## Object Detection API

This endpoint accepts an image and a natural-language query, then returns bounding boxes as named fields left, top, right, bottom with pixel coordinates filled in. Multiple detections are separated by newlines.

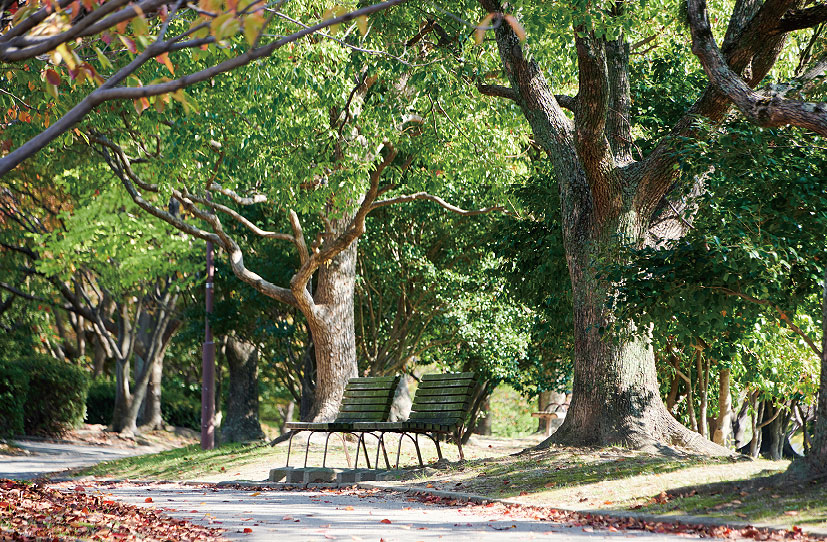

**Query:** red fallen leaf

left=380, top=519, right=392, bottom=524
left=145, top=497, right=153, bottom=503
left=243, top=527, right=253, bottom=533
left=0, top=501, right=9, bottom=508
left=102, top=500, right=116, bottom=505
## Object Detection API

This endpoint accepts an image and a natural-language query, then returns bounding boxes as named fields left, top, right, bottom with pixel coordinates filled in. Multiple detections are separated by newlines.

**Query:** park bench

left=353, top=372, right=480, bottom=468
left=283, top=375, right=400, bottom=469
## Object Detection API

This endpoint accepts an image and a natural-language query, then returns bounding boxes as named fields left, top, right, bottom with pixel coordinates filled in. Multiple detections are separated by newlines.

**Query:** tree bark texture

left=807, top=267, right=827, bottom=474
left=303, top=212, right=359, bottom=422
left=220, top=335, right=266, bottom=443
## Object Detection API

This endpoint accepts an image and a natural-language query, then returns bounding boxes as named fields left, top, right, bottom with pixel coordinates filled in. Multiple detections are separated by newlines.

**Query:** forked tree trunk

left=220, top=336, right=265, bottom=443
left=304, top=213, right=359, bottom=422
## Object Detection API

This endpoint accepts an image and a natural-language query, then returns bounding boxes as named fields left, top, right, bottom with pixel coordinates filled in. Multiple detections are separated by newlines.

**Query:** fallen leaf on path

left=380, top=518, right=392, bottom=524
left=144, top=497, right=153, bottom=503
left=243, top=527, right=253, bottom=533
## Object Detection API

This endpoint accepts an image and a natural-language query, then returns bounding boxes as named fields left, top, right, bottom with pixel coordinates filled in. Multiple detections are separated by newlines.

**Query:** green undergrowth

left=73, top=442, right=275, bottom=480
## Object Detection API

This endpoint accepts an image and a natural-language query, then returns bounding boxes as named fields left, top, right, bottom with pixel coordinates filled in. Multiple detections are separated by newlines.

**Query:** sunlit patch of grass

left=73, top=442, right=274, bottom=479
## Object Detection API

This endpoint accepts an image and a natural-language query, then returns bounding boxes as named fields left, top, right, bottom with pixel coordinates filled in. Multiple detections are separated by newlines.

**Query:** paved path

left=0, top=440, right=156, bottom=480
left=104, top=483, right=710, bottom=542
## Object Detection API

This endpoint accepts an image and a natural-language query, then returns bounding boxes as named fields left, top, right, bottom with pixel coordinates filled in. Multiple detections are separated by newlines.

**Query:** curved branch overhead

left=687, top=0, right=827, bottom=136
left=0, top=0, right=409, bottom=177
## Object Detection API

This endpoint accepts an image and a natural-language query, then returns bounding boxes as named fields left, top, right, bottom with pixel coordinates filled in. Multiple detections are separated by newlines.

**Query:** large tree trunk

left=541, top=210, right=722, bottom=453
left=220, top=335, right=266, bottom=443
left=304, top=213, right=359, bottom=422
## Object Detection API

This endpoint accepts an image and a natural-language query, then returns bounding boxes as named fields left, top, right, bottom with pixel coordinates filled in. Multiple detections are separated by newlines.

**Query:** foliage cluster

left=0, top=356, right=88, bottom=436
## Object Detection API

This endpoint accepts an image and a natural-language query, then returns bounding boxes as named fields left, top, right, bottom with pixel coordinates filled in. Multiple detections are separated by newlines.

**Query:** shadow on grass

left=424, top=449, right=728, bottom=500
left=630, top=465, right=827, bottom=527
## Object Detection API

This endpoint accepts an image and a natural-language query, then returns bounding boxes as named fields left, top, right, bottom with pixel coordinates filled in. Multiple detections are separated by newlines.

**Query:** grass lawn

left=69, top=433, right=826, bottom=532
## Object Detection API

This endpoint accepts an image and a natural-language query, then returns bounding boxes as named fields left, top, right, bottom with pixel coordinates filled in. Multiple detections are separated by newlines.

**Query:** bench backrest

left=334, top=375, right=401, bottom=423
left=409, top=372, right=479, bottom=427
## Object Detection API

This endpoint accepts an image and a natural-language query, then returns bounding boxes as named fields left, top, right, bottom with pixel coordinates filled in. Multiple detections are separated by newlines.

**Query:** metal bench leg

left=340, top=432, right=353, bottom=468
left=304, top=431, right=316, bottom=468
left=455, top=432, right=464, bottom=461
left=414, top=433, right=424, bottom=467
left=286, top=431, right=296, bottom=467
left=322, top=432, right=334, bottom=467
left=354, top=433, right=363, bottom=469
left=361, top=433, right=372, bottom=469
left=395, top=433, right=404, bottom=469
left=379, top=433, right=391, bottom=469
left=433, top=434, right=443, bottom=460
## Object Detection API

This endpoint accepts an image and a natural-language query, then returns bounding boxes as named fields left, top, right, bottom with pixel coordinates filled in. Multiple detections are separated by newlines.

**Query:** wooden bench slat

left=421, top=372, right=475, bottom=381
left=346, top=381, right=400, bottom=391
left=335, top=411, right=388, bottom=421
left=417, top=379, right=475, bottom=389
left=408, top=393, right=470, bottom=402
left=339, top=403, right=391, bottom=413
left=345, top=389, right=394, bottom=398
left=411, top=402, right=469, bottom=413
left=348, top=376, right=397, bottom=383
left=341, top=396, right=393, bottom=406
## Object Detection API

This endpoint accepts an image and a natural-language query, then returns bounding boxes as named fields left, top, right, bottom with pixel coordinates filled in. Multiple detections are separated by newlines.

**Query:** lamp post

left=201, top=194, right=216, bottom=450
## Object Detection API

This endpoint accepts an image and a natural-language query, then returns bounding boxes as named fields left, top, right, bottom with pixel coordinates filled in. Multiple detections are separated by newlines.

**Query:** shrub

left=22, top=356, right=89, bottom=436
left=0, top=360, right=29, bottom=438
left=162, top=382, right=201, bottom=431
left=85, top=378, right=116, bottom=426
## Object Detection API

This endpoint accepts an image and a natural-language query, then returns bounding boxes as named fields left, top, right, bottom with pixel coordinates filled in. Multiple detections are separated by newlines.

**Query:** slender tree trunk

left=697, top=352, right=709, bottom=439
left=280, top=401, right=295, bottom=434
left=474, top=396, right=493, bottom=436
left=304, top=213, right=359, bottom=422
left=111, top=359, right=132, bottom=432
left=806, top=266, right=827, bottom=473
left=220, top=335, right=266, bottom=443
left=713, top=368, right=732, bottom=445
left=138, top=354, right=164, bottom=431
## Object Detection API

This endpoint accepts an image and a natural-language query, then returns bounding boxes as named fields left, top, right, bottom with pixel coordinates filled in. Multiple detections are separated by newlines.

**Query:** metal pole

left=201, top=195, right=216, bottom=450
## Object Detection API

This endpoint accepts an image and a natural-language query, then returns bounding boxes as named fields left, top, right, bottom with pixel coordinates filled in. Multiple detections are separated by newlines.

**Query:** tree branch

left=371, top=192, right=506, bottom=215
left=772, top=4, right=827, bottom=34
left=688, top=0, right=827, bottom=136
left=0, top=0, right=409, bottom=177
left=477, top=83, right=519, bottom=102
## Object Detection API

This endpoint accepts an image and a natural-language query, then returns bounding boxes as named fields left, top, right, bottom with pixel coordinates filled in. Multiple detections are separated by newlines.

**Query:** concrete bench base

left=269, top=467, right=402, bottom=484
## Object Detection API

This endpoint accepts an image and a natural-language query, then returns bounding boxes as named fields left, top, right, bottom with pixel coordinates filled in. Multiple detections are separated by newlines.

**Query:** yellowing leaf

left=133, top=96, right=150, bottom=114
left=243, top=13, right=265, bottom=46
left=56, top=43, right=77, bottom=69
left=45, top=82, right=59, bottom=99
left=155, top=52, right=174, bottom=75
left=356, top=15, right=367, bottom=36
left=119, top=35, right=137, bottom=54
left=474, top=13, right=496, bottom=45
left=95, top=47, right=113, bottom=70
left=503, top=15, right=526, bottom=41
